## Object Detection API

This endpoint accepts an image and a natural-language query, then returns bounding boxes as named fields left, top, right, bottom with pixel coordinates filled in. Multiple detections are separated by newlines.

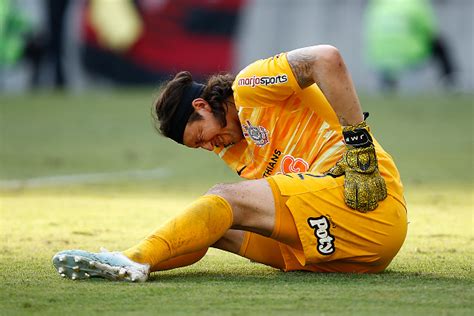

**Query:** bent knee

left=205, top=180, right=275, bottom=234
left=206, top=183, right=244, bottom=224
left=206, top=182, right=256, bottom=209
left=206, top=183, right=235, bottom=201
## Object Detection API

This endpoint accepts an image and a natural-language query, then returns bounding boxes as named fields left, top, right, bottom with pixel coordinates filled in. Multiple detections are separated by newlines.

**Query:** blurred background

left=1, top=3, right=472, bottom=313
left=1, top=0, right=473, bottom=93
left=0, top=0, right=472, bottom=192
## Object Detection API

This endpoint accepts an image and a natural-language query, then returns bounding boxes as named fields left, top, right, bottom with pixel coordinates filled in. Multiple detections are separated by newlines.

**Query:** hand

left=325, top=120, right=387, bottom=212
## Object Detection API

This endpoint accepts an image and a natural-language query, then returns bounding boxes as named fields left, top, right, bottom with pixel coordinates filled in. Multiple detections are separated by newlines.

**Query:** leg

left=47, top=0, right=70, bottom=88
left=53, top=179, right=284, bottom=281
left=152, top=179, right=305, bottom=272
left=207, top=179, right=276, bottom=236
left=380, top=71, right=398, bottom=92
left=431, top=36, right=456, bottom=86
left=123, top=179, right=278, bottom=265
left=150, top=229, right=244, bottom=272
left=212, top=229, right=245, bottom=254
left=153, top=228, right=290, bottom=273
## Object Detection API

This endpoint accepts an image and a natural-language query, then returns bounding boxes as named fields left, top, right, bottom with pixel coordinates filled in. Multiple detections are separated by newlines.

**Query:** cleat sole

left=52, top=253, right=102, bottom=281
left=52, top=250, right=149, bottom=282
left=118, top=268, right=126, bottom=277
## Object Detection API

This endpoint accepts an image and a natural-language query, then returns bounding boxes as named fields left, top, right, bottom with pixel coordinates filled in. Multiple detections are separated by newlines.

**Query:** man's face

left=182, top=99, right=244, bottom=151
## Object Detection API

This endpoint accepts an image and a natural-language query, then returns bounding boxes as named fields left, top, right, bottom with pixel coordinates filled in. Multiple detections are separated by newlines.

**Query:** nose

left=201, top=142, right=214, bottom=151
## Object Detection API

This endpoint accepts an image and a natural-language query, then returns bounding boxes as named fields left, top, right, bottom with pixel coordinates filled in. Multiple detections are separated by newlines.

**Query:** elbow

left=314, top=45, right=344, bottom=68
left=309, top=45, right=347, bottom=83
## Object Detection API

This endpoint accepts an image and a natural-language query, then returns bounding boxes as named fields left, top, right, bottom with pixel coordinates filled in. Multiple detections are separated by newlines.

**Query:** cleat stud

left=74, top=256, right=81, bottom=263
left=58, top=255, right=66, bottom=262
left=71, top=273, right=77, bottom=280
left=60, top=273, right=66, bottom=278
left=89, top=261, right=95, bottom=267
left=131, top=276, right=137, bottom=282
left=118, top=268, right=126, bottom=277
left=73, top=266, right=80, bottom=272
left=58, top=267, right=65, bottom=274
left=84, top=273, right=90, bottom=278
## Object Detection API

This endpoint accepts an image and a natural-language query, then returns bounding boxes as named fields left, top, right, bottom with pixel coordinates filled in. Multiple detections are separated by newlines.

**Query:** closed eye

left=195, top=131, right=204, bottom=147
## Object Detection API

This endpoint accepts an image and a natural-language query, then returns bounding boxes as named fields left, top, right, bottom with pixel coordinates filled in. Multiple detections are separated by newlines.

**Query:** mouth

left=215, top=142, right=234, bottom=148
left=214, top=136, right=235, bottom=148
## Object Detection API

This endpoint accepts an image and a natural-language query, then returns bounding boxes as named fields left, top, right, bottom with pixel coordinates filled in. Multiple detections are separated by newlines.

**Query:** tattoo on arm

left=287, top=49, right=315, bottom=89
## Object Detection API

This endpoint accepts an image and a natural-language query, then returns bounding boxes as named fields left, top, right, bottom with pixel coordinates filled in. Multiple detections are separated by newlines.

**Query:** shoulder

left=232, top=53, right=297, bottom=93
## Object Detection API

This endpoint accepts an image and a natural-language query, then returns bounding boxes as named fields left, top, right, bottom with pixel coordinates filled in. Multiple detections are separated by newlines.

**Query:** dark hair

left=152, top=71, right=235, bottom=138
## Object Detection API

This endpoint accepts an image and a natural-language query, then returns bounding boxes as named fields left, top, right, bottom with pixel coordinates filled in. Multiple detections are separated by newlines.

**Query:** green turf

left=0, top=90, right=473, bottom=315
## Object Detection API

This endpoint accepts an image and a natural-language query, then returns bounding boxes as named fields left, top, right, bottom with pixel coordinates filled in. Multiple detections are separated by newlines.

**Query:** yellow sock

left=152, top=248, right=208, bottom=272
left=123, top=194, right=233, bottom=267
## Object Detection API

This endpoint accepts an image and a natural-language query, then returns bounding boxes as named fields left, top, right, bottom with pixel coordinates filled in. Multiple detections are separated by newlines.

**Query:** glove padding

left=325, top=120, right=387, bottom=212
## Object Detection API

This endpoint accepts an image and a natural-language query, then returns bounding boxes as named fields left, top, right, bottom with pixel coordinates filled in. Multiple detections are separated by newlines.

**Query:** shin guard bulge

left=123, top=194, right=233, bottom=267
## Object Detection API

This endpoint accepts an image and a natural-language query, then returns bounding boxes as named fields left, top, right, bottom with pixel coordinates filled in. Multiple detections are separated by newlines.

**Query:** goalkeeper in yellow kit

left=53, top=45, right=407, bottom=281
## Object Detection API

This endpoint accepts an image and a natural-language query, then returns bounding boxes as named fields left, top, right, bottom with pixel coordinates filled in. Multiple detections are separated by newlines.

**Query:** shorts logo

left=307, top=216, right=335, bottom=255
left=242, top=120, right=269, bottom=147
left=237, top=74, right=288, bottom=87
left=280, top=155, right=309, bottom=174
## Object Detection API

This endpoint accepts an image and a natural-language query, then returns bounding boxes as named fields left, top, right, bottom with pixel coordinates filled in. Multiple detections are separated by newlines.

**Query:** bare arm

left=287, top=45, right=363, bottom=126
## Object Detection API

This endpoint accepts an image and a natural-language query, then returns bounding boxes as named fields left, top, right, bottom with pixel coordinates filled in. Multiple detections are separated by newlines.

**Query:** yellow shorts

left=241, top=173, right=407, bottom=273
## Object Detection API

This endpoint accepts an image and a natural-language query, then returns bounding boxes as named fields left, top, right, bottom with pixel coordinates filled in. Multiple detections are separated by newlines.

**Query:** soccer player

left=53, top=45, right=407, bottom=281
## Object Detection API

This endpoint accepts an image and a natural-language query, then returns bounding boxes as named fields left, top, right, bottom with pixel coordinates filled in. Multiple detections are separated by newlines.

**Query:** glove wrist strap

left=342, top=113, right=373, bottom=148
left=343, top=127, right=373, bottom=148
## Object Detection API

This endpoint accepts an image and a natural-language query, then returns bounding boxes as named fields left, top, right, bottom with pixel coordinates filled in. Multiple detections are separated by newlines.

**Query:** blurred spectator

left=0, top=0, right=72, bottom=90
left=0, top=0, right=46, bottom=88
left=81, top=0, right=246, bottom=85
left=0, top=0, right=30, bottom=66
left=364, top=0, right=456, bottom=92
left=46, top=0, right=70, bottom=89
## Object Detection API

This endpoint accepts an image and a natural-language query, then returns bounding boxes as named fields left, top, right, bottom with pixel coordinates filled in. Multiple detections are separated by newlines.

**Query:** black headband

left=168, top=81, right=205, bottom=144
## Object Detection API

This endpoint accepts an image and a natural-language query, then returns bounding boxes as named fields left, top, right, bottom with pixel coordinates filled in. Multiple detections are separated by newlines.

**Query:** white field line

left=0, top=168, right=170, bottom=189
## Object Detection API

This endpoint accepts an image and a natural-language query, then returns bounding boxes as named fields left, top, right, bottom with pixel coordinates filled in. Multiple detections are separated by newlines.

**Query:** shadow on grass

left=145, top=267, right=470, bottom=285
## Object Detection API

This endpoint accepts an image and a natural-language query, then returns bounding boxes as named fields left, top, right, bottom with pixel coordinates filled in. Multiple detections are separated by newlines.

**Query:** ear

left=191, top=98, right=211, bottom=112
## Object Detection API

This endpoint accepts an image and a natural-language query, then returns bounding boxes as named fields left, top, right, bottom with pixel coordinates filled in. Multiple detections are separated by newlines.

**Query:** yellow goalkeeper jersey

left=213, top=53, right=405, bottom=202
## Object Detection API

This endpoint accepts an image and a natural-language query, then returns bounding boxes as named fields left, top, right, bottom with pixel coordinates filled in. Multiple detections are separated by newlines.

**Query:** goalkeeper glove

left=325, top=114, right=387, bottom=212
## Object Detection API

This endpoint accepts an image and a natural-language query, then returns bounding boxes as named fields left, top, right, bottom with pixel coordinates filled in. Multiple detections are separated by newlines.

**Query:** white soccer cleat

left=118, top=268, right=127, bottom=278
left=52, top=249, right=150, bottom=282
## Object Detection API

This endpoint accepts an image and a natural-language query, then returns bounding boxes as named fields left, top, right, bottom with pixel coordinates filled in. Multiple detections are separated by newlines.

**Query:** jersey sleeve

left=232, top=53, right=302, bottom=108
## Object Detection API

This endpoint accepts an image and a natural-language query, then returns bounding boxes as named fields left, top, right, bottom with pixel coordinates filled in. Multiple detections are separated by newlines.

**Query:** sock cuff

left=202, top=194, right=234, bottom=227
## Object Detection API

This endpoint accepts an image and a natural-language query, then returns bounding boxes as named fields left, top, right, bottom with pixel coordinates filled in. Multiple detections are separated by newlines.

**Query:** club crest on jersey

left=242, top=120, right=269, bottom=147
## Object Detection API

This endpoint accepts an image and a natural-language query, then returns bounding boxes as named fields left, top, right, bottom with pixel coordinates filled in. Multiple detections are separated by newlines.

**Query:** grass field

left=0, top=90, right=473, bottom=315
